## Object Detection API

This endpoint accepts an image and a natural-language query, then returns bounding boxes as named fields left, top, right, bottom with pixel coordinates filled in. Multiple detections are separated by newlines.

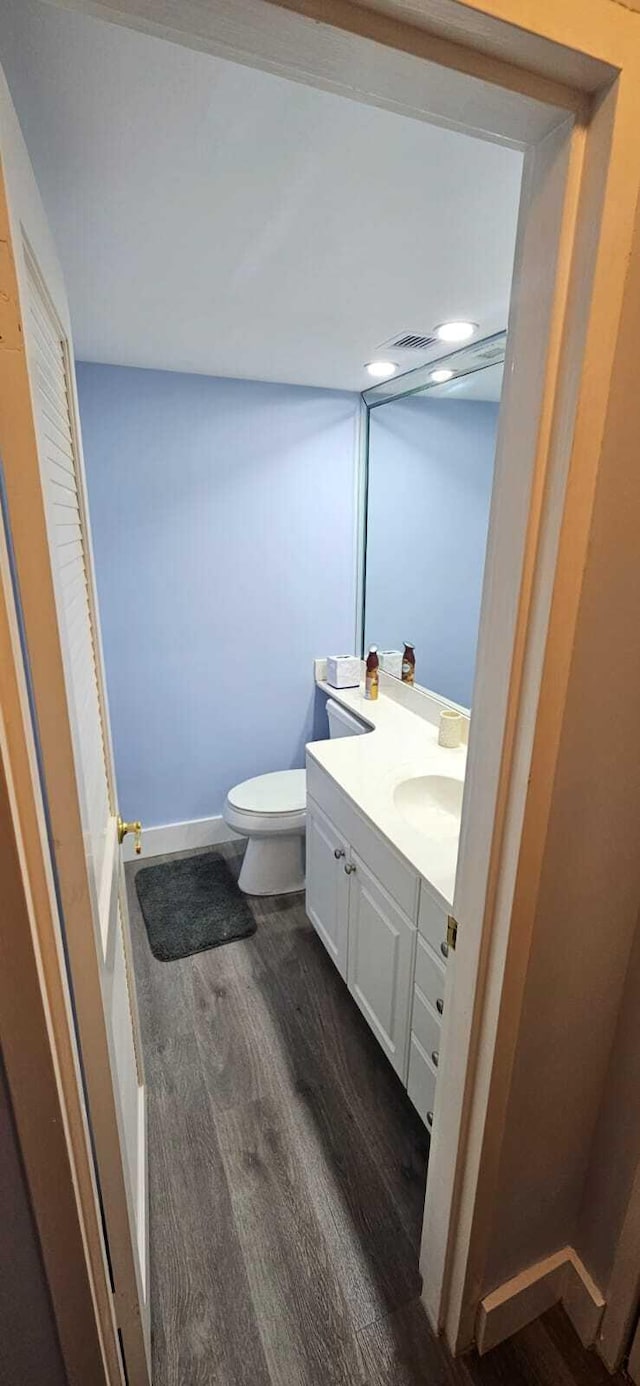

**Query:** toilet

left=223, top=768, right=307, bottom=896
left=223, top=698, right=368, bottom=896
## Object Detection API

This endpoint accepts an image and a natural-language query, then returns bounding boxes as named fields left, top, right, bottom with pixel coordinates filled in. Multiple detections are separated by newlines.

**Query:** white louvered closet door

left=25, top=252, right=149, bottom=1351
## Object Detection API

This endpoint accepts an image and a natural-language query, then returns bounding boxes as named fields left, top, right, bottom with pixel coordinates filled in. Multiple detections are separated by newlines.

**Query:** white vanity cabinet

left=407, top=932, right=447, bottom=1132
left=305, top=756, right=451, bottom=1125
left=305, top=798, right=350, bottom=979
left=347, top=854, right=415, bottom=1078
left=306, top=761, right=419, bottom=1085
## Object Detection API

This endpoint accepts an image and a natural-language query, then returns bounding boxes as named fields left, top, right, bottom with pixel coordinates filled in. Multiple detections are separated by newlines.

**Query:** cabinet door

left=305, top=797, right=350, bottom=979
left=347, top=854, right=416, bottom=1080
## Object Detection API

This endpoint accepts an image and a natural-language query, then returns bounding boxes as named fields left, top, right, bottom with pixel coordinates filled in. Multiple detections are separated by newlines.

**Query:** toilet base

left=237, top=831, right=305, bottom=896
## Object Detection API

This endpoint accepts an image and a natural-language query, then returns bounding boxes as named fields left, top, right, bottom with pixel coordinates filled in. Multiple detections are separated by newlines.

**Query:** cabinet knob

left=334, top=847, right=345, bottom=859
left=440, top=941, right=449, bottom=960
left=436, top=998, right=444, bottom=1016
left=344, top=862, right=356, bottom=875
left=426, top=1111, right=434, bottom=1130
left=431, top=1050, right=439, bottom=1068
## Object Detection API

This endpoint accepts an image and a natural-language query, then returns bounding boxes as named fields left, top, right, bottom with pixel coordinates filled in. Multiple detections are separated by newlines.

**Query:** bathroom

left=0, top=1, right=544, bottom=1381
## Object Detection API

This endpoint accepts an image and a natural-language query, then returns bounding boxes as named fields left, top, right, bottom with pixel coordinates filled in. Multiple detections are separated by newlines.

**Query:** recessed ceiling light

left=434, top=321, right=477, bottom=343
left=430, top=368, right=455, bottom=383
left=365, top=360, right=398, bottom=379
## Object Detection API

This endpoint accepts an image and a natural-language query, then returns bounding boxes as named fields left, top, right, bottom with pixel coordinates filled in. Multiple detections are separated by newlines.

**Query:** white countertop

left=307, top=679, right=467, bottom=908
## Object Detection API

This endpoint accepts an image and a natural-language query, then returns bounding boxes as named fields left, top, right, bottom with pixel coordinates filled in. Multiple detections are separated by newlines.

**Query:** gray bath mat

left=135, top=851, right=256, bottom=962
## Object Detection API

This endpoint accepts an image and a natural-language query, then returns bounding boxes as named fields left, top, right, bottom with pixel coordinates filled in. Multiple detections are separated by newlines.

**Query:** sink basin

left=393, top=774, right=464, bottom=836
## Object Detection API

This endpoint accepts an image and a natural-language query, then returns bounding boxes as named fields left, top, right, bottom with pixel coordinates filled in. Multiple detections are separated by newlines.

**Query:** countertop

left=306, top=679, right=467, bottom=909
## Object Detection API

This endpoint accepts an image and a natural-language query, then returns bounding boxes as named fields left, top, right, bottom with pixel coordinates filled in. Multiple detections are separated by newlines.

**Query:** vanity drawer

left=306, top=757, right=419, bottom=920
left=414, top=934, right=446, bottom=1020
left=418, top=883, right=449, bottom=960
left=410, top=987, right=441, bottom=1071
left=407, top=1035, right=437, bottom=1132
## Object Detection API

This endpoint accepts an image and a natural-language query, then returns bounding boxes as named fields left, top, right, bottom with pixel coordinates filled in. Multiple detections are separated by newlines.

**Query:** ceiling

left=0, top=0, right=524, bottom=392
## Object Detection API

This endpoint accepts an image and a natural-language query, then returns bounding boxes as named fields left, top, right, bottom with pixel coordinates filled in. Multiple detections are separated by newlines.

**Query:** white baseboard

left=122, top=814, right=242, bottom=862
left=476, top=1246, right=605, bottom=1355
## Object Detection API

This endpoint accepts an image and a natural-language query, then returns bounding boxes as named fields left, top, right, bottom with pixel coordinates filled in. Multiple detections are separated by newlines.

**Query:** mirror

left=361, top=333, right=505, bottom=710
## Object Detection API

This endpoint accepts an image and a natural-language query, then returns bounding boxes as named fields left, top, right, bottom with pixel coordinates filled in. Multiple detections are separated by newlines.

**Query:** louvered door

left=25, top=253, right=149, bottom=1347
left=27, top=263, right=113, bottom=903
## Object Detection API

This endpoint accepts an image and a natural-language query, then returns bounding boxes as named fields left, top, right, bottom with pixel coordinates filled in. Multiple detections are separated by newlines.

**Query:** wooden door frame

left=0, top=68, right=150, bottom=1386
left=629, top=1318, right=640, bottom=1385
left=7, top=0, right=640, bottom=1373
left=0, top=485, right=123, bottom=1381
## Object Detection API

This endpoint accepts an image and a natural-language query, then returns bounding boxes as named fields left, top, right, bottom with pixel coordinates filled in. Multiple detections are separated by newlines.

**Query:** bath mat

left=134, top=851, right=256, bottom=962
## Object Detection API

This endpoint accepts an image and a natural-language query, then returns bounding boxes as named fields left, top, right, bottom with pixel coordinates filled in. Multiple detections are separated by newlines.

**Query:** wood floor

left=126, top=843, right=626, bottom=1386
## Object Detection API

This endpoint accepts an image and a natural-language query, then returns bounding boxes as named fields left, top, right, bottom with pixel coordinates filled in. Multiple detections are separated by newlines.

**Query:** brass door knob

left=117, top=816, right=142, bottom=855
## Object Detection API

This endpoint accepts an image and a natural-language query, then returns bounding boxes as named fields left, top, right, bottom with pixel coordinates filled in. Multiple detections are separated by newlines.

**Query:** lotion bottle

left=365, top=646, right=379, bottom=701
left=402, top=642, right=416, bottom=685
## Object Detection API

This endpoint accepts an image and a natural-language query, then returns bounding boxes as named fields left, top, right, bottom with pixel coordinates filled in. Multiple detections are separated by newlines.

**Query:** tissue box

left=326, top=655, right=361, bottom=689
left=379, top=649, right=403, bottom=678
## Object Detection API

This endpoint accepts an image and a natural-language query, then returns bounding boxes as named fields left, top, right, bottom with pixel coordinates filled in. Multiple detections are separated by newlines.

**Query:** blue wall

left=364, top=396, right=498, bottom=707
left=77, top=363, right=358, bottom=826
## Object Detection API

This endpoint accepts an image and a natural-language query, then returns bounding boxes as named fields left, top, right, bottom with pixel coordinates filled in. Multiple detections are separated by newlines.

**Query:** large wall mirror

left=361, top=332, right=506, bottom=711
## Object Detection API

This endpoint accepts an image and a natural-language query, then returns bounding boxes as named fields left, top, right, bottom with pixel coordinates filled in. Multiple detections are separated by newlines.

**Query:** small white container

left=379, top=649, right=403, bottom=678
left=438, top=708, right=463, bottom=748
left=326, top=655, right=361, bottom=689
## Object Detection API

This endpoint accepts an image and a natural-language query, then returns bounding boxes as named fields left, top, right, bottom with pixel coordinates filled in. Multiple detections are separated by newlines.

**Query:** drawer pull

left=344, top=862, right=356, bottom=875
left=334, top=848, right=345, bottom=859
left=440, top=941, right=449, bottom=960
left=431, top=1050, right=439, bottom=1068
left=426, top=1111, right=434, bottom=1129
left=436, top=998, right=444, bottom=1016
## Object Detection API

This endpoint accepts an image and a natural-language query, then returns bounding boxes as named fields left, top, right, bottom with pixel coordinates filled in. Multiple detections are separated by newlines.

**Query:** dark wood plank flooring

left=126, top=843, right=626, bottom=1386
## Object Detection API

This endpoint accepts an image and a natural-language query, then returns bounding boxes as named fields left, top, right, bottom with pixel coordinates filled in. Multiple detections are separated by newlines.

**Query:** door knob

left=334, top=848, right=345, bottom=859
left=344, top=862, right=356, bottom=875
left=117, top=816, right=142, bottom=855
left=436, top=998, right=444, bottom=1016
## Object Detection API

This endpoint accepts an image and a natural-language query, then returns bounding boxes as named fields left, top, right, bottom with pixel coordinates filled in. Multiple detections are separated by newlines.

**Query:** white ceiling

left=0, top=0, right=524, bottom=392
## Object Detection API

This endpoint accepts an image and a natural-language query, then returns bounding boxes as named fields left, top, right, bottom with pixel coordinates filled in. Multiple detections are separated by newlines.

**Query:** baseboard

left=476, top=1247, right=605, bottom=1356
left=562, top=1250, right=605, bottom=1347
left=122, top=814, right=242, bottom=862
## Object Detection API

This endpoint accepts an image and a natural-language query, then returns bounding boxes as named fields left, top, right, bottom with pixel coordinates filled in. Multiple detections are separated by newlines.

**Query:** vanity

left=304, top=339, right=498, bottom=1130
left=305, top=669, right=467, bottom=1132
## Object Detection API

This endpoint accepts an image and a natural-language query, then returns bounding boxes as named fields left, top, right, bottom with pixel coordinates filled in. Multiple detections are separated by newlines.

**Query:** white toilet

left=223, top=769, right=307, bottom=896
left=223, top=699, right=368, bottom=896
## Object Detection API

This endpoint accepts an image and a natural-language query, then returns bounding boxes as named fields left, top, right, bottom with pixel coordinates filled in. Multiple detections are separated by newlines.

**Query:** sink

left=393, top=774, right=464, bottom=836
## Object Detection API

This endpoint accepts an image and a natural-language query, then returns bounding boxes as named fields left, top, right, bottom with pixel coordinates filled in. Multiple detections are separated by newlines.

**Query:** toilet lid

left=227, top=768, right=306, bottom=816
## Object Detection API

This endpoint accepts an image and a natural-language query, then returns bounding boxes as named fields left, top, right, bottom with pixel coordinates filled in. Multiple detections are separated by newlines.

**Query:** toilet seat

left=224, top=768, right=306, bottom=837
left=227, top=768, right=306, bottom=815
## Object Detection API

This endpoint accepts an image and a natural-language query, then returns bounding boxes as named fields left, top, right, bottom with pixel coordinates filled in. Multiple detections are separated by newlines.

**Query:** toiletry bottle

left=402, top=642, right=416, bottom=685
left=365, top=646, right=379, bottom=701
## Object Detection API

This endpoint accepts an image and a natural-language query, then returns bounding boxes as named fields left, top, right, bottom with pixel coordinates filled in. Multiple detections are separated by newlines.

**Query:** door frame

left=7, top=0, right=640, bottom=1373
left=629, top=1318, right=640, bottom=1385
left=0, top=494, right=123, bottom=1384
left=0, top=67, right=149, bottom=1386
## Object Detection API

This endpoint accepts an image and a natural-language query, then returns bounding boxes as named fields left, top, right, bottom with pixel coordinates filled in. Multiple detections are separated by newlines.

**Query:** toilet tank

left=326, top=698, right=369, bottom=739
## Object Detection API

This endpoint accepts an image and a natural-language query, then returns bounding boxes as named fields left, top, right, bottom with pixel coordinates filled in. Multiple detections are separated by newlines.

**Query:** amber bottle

left=402, top=642, right=416, bottom=685
left=365, top=646, right=379, bottom=701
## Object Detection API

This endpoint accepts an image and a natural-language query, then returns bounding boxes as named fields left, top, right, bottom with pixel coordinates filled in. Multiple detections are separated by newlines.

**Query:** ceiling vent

left=377, top=332, right=436, bottom=352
